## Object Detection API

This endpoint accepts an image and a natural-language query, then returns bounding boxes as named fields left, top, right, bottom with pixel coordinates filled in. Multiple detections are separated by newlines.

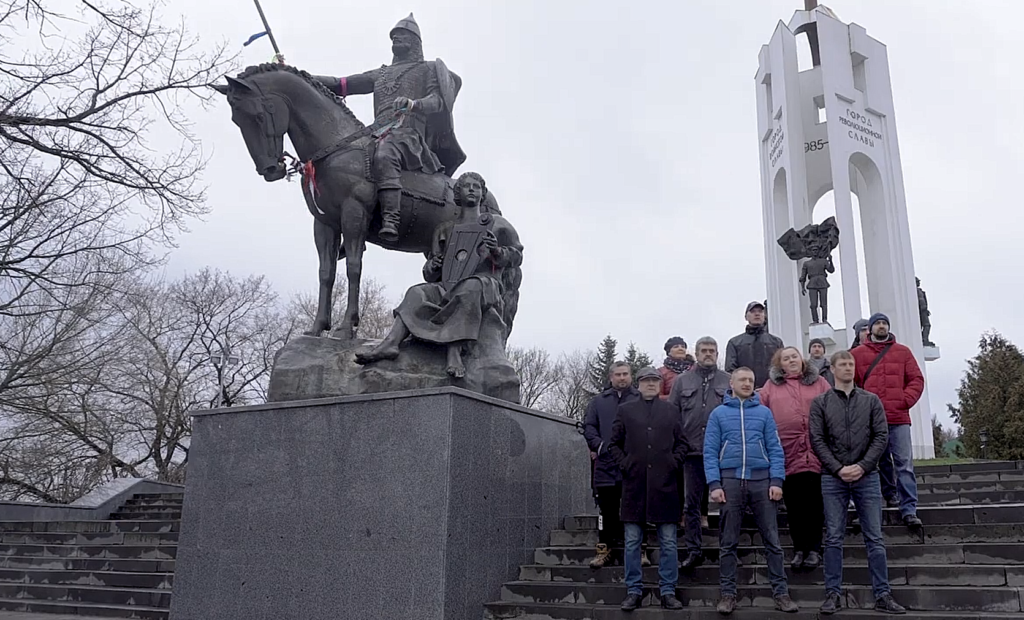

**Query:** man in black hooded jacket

left=725, top=301, right=783, bottom=389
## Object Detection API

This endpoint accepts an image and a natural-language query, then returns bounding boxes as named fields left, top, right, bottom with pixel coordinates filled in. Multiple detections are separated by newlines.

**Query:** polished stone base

left=924, top=345, right=941, bottom=362
left=808, top=321, right=837, bottom=346
left=169, top=388, right=590, bottom=620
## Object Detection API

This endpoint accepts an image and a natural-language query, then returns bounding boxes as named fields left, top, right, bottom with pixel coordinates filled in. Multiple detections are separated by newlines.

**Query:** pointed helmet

left=390, top=13, right=421, bottom=40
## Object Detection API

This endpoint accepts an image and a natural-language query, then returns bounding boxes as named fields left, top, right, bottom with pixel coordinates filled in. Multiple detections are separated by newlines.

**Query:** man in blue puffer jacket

left=704, top=367, right=797, bottom=615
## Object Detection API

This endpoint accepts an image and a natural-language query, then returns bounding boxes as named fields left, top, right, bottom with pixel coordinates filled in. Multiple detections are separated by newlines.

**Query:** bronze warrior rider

left=315, top=13, right=465, bottom=243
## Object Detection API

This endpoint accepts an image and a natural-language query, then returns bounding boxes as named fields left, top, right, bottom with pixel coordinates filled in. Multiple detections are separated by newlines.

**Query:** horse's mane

left=235, top=63, right=365, bottom=129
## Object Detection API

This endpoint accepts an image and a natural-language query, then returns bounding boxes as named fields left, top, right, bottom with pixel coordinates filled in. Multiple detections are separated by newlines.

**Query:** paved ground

left=0, top=614, right=107, bottom=619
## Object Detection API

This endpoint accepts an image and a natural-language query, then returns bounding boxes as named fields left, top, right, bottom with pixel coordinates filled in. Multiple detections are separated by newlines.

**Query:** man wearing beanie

left=808, top=338, right=834, bottom=386
left=849, top=319, right=869, bottom=351
left=852, top=313, right=925, bottom=527
left=659, top=337, right=695, bottom=399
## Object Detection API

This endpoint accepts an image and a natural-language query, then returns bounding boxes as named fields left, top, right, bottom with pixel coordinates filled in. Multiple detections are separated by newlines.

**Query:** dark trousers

left=679, top=455, right=709, bottom=555
left=719, top=477, right=788, bottom=597
left=595, top=484, right=623, bottom=547
left=783, top=471, right=823, bottom=554
left=822, top=471, right=891, bottom=599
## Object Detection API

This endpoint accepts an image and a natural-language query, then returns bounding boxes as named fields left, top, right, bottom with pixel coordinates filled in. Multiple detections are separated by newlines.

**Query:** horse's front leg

left=339, top=197, right=370, bottom=340
left=308, top=216, right=340, bottom=336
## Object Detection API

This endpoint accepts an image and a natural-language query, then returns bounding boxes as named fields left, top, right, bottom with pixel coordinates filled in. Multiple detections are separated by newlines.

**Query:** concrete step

left=915, top=461, right=1022, bottom=475
left=552, top=522, right=1024, bottom=547
left=920, top=470, right=1024, bottom=484
left=0, top=582, right=171, bottom=608
left=519, top=563, right=1024, bottom=587
left=0, top=567, right=173, bottom=589
left=0, top=532, right=178, bottom=546
left=122, top=497, right=183, bottom=507
left=0, top=596, right=168, bottom=619
left=108, top=511, right=182, bottom=521
left=498, top=581, right=1024, bottom=612
left=130, top=494, right=184, bottom=501
left=112, top=504, right=183, bottom=515
left=0, top=556, right=175, bottom=573
left=484, top=601, right=1024, bottom=619
left=536, top=542, right=1024, bottom=566
left=914, top=489, right=1024, bottom=506
left=0, top=521, right=179, bottom=534
left=0, top=544, right=176, bottom=560
left=563, top=503, right=1024, bottom=531
left=918, top=478, right=1024, bottom=493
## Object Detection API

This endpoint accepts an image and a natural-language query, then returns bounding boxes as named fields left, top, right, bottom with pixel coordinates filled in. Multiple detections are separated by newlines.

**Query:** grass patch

left=916, top=457, right=976, bottom=466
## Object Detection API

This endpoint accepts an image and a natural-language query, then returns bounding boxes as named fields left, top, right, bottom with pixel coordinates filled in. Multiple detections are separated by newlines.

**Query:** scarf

left=663, top=356, right=693, bottom=375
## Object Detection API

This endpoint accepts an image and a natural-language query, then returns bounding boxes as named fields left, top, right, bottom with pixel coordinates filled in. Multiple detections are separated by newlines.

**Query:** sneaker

left=774, top=593, right=799, bottom=612
left=903, top=513, right=923, bottom=528
left=588, top=543, right=612, bottom=569
left=716, top=595, right=737, bottom=615
left=819, top=592, right=841, bottom=615
left=790, top=550, right=805, bottom=570
left=620, top=592, right=642, bottom=612
left=804, top=550, right=821, bottom=569
left=680, top=552, right=704, bottom=570
left=641, top=549, right=651, bottom=567
left=875, top=593, right=907, bottom=614
left=661, top=593, right=684, bottom=609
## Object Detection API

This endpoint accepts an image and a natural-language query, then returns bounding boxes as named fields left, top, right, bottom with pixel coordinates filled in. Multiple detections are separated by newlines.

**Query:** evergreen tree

left=949, top=331, right=1024, bottom=460
left=587, top=335, right=618, bottom=395
left=624, top=342, right=654, bottom=380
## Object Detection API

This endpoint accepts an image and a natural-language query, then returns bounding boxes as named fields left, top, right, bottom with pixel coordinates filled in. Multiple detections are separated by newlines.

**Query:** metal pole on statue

left=252, top=0, right=285, bottom=64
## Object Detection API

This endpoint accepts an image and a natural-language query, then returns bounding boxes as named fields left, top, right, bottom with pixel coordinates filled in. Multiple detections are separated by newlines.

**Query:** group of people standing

left=583, top=301, right=925, bottom=615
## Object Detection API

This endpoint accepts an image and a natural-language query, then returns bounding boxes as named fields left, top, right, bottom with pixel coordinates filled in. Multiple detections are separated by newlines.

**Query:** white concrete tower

left=755, top=3, right=935, bottom=457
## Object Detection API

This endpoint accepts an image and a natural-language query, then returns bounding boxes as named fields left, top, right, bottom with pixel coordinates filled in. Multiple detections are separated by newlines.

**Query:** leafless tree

left=287, top=277, right=395, bottom=340
left=507, top=345, right=565, bottom=409
left=539, top=349, right=594, bottom=421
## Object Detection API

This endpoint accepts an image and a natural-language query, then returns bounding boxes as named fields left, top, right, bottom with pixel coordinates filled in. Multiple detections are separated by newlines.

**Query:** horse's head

left=212, top=75, right=290, bottom=182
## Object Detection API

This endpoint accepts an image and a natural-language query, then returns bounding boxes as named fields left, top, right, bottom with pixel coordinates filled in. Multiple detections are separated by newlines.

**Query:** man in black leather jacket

left=725, top=301, right=783, bottom=389
left=809, top=350, right=906, bottom=616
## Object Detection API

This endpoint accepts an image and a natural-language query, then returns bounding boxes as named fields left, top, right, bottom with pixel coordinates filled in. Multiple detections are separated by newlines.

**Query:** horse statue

left=212, top=63, right=518, bottom=340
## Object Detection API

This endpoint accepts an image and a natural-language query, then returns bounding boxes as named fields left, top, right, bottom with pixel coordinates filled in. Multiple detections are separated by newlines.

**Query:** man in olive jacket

left=609, top=367, right=687, bottom=612
left=667, top=336, right=731, bottom=569
left=809, top=350, right=906, bottom=616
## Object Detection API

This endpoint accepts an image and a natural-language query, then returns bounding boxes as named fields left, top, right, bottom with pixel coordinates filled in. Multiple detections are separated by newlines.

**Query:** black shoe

left=774, top=594, right=799, bottom=612
left=661, top=593, right=684, bottom=609
left=620, top=593, right=642, bottom=612
left=680, top=552, right=704, bottom=570
left=903, top=513, right=923, bottom=527
left=886, top=497, right=900, bottom=509
left=790, top=550, right=805, bottom=570
left=716, top=595, right=737, bottom=615
left=819, top=592, right=842, bottom=615
left=804, top=550, right=821, bottom=569
left=875, top=594, right=907, bottom=614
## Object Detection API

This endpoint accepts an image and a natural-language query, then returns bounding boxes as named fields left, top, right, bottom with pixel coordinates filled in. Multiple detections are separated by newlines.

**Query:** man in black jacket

left=725, top=301, right=783, bottom=388
left=609, top=367, right=687, bottom=611
left=583, top=362, right=640, bottom=568
left=809, top=350, right=906, bottom=616
left=667, top=336, right=731, bottom=569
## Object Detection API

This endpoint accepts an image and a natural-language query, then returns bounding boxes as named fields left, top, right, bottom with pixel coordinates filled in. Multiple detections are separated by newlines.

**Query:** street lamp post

left=979, top=429, right=989, bottom=460
left=209, top=347, right=240, bottom=408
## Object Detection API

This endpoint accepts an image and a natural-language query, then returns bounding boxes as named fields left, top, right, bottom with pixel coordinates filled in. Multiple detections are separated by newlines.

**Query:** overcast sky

left=168, top=0, right=1024, bottom=429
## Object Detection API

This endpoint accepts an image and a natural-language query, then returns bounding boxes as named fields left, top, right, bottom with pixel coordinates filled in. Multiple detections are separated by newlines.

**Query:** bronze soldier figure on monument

left=801, top=246, right=835, bottom=324
left=314, top=13, right=465, bottom=242
left=778, top=217, right=840, bottom=325
left=917, top=277, right=934, bottom=346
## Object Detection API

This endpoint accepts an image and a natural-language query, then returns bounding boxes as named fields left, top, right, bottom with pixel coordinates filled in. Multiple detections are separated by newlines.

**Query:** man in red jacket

left=852, top=313, right=925, bottom=527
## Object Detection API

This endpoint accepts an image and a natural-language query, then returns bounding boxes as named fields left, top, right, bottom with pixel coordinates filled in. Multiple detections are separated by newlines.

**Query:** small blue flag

left=243, top=31, right=268, bottom=46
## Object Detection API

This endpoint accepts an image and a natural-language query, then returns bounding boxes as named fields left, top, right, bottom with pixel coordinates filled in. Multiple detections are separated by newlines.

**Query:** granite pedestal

left=170, top=388, right=591, bottom=620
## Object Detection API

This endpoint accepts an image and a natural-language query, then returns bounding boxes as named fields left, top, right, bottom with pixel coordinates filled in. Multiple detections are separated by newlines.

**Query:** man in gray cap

left=849, top=318, right=869, bottom=352
left=608, top=367, right=687, bottom=611
left=315, top=14, right=465, bottom=242
left=725, top=301, right=783, bottom=389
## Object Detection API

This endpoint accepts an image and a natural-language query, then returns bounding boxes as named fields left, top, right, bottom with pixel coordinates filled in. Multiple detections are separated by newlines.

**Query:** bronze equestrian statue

left=213, top=15, right=516, bottom=341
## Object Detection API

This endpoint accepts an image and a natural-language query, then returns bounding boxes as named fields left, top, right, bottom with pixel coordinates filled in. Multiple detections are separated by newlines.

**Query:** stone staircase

left=0, top=492, right=182, bottom=619
left=484, top=461, right=1024, bottom=619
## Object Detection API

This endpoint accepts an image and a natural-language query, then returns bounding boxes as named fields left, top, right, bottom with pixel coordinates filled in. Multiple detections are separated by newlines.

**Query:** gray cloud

left=170, top=0, right=1024, bottom=429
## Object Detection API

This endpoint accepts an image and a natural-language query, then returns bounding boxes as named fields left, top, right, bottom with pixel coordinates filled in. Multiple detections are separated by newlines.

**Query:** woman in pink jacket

left=759, top=346, right=831, bottom=570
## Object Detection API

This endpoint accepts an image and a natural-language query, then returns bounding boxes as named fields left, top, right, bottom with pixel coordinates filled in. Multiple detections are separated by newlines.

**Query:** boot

left=701, top=515, right=709, bottom=529
left=875, top=594, right=907, bottom=614
left=716, top=595, right=737, bottom=615
left=790, top=551, right=805, bottom=570
left=588, top=543, right=612, bottom=569
left=804, top=550, right=821, bottom=569
left=774, top=594, right=799, bottom=613
left=377, top=188, right=401, bottom=242
left=680, top=552, right=704, bottom=570
left=819, top=592, right=841, bottom=615
left=641, top=549, right=651, bottom=567
left=620, top=592, right=642, bottom=612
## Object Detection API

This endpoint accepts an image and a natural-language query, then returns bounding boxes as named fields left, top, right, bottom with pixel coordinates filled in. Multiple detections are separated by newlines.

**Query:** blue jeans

left=879, top=424, right=919, bottom=516
left=822, top=471, right=890, bottom=599
left=718, top=477, right=788, bottom=597
left=624, top=522, right=678, bottom=596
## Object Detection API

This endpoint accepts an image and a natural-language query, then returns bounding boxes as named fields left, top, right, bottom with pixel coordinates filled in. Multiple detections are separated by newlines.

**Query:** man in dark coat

left=582, top=362, right=640, bottom=569
left=667, top=336, right=731, bottom=569
left=608, top=367, right=687, bottom=612
left=808, top=338, right=834, bottom=386
left=725, top=301, right=783, bottom=389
